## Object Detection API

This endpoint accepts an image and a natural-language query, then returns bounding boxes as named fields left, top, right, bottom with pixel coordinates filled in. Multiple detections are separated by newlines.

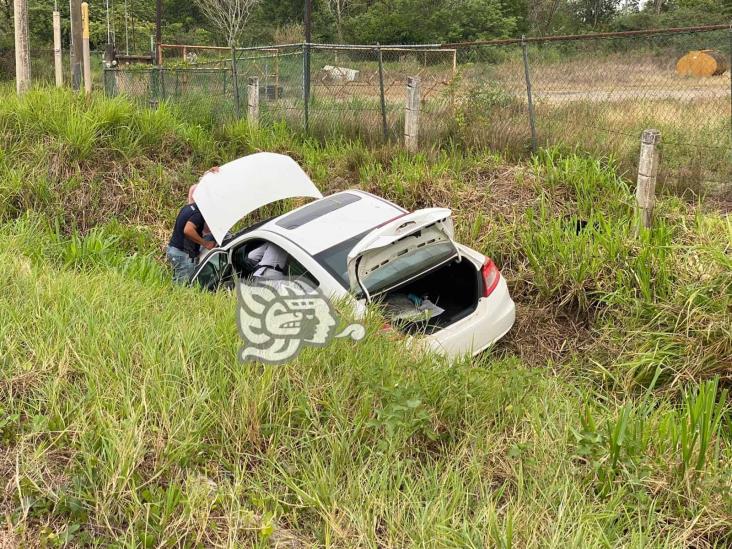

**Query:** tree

left=324, top=0, right=354, bottom=43
left=0, top=0, right=12, bottom=47
left=193, top=0, right=261, bottom=47
left=570, top=0, right=620, bottom=28
left=527, top=0, right=565, bottom=35
left=345, top=0, right=517, bottom=44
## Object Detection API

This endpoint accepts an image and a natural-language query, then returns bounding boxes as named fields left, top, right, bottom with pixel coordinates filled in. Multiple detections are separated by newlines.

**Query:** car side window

left=287, top=257, right=319, bottom=287
left=231, top=239, right=319, bottom=287
left=193, top=251, right=228, bottom=291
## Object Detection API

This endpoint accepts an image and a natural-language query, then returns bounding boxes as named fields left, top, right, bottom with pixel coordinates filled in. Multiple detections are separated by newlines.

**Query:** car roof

left=258, top=190, right=406, bottom=255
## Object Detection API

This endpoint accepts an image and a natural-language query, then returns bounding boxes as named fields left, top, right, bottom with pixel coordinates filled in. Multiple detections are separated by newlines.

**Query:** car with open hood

left=190, top=152, right=516, bottom=357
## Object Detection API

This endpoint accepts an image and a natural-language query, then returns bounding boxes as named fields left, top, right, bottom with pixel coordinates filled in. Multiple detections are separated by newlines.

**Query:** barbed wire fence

left=3, top=24, right=730, bottom=193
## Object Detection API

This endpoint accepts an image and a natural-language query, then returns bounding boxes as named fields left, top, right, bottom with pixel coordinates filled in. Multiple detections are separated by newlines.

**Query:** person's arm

left=184, top=222, right=215, bottom=249
left=247, top=244, right=267, bottom=263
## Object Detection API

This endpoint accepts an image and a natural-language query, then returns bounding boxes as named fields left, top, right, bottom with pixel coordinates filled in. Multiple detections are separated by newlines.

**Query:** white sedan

left=190, top=153, right=516, bottom=358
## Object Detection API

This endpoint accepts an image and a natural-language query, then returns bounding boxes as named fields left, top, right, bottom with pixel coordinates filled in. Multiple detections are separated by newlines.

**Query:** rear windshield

left=314, top=236, right=456, bottom=294
left=275, top=193, right=361, bottom=229
left=313, top=232, right=368, bottom=288
left=361, top=241, right=456, bottom=295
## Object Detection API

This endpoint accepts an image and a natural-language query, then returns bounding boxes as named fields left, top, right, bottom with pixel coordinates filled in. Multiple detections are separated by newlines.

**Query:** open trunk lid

left=193, top=152, right=323, bottom=245
left=346, top=208, right=460, bottom=301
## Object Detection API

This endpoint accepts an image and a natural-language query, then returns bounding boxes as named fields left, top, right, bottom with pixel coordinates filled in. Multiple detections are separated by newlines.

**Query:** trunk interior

left=378, top=258, right=480, bottom=335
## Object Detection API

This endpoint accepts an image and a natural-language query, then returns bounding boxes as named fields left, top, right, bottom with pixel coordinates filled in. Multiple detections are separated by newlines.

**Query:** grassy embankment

left=0, top=88, right=730, bottom=547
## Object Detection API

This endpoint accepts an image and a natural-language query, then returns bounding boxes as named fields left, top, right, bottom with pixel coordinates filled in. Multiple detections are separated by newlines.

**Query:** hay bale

left=676, top=50, right=728, bottom=77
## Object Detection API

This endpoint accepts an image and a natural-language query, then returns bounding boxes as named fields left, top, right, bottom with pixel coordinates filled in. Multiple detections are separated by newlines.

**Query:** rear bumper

left=424, top=276, right=516, bottom=358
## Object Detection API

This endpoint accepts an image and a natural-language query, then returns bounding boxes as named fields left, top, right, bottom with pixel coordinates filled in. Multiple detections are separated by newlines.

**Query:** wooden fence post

left=405, top=76, right=421, bottom=152
left=248, top=76, right=259, bottom=128
left=635, top=129, right=661, bottom=230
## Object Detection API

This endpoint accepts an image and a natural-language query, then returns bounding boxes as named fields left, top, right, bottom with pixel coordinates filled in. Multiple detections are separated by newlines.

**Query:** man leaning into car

left=167, top=202, right=215, bottom=284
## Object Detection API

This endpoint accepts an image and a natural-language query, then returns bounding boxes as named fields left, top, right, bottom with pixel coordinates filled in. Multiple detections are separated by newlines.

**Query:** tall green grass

left=1, top=87, right=730, bottom=546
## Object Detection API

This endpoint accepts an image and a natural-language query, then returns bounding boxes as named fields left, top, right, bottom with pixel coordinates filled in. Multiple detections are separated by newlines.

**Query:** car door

left=189, top=249, right=231, bottom=291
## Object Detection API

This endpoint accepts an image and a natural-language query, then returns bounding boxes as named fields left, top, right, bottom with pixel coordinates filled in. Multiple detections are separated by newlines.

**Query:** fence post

left=377, top=44, right=388, bottom=142
left=231, top=46, right=241, bottom=119
left=275, top=48, right=280, bottom=99
left=159, top=67, right=166, bottom=100
left=635, top=129, right=661, bottom=231
left=149, top=69, right=159, bottom=108
left=53, top=8, right=63, bottom=87
left=521, top=36, right=538, bottom=153
left=81, top=2, right=91, bottom=95
left=70, top=0, right=82, bottom=91
left=13, top=0, right=31, bottom=94
left=405, top=76, right=421, bottom=153
left=248, top=76, right=260, bottom=128
left=303, top=42, right=311, bottom=133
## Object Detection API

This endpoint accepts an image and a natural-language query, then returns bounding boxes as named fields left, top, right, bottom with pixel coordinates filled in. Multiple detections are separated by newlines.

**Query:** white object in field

left=322, top=65, right=360, bottom=82
left=193, top=153, right=323, bottom=245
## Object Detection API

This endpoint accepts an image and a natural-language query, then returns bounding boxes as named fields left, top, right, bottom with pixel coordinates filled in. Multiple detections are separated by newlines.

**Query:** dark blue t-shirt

left=169, top=204, right=205, bottom=257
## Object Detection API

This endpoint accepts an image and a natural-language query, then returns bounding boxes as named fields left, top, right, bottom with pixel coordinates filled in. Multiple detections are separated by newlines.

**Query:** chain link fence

left=0, top=48, right=72, bottom=84
left=8, top=24, right=720, bottom=194
left=453, top=27, right=731, bottom=193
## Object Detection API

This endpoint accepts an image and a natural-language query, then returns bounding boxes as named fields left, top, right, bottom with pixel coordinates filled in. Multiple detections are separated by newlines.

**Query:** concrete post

left=248, top=77, right=260, bottom=128
left=82, top=2, right=92, bottom=94
left=635, top=129, right=661, bottom=230
left=53, top=9, right=63, bottom=87
left=70, top=0, right=83, bottom=91
left=13, top=0, right=31, bottom=94
left=405, top=76, right=421, bottom=153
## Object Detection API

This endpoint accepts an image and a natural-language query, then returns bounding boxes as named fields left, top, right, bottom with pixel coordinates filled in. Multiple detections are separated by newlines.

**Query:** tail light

left=481, top=259, right=500, bottom=297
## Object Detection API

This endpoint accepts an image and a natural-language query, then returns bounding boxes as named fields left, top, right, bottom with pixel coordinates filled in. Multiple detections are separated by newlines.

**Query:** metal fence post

left=521, top=36, right=538, bottom=153
left=303, top=42, right=311, bottom=133
left=377, top=43, right=388, bottom=142
left=149, top=69, right=159, bottom=108
left=159, top=67, right=166, bottom=101
left=405, top=76, right=421, bottom=152
left=248, top=76, right=259, bottom=128
left=636, top=129, right=661, bottom=231
left=103, top=68, right=117, bottom=96
left=275, top=48, right=280, bottom=99
left=232, top=46, right=241, bottom=119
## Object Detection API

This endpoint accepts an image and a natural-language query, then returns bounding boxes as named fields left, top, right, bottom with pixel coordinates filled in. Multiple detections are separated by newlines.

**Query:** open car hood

left=192, top=153, right=323, bottom=244
left=346, top=208, right=458, bottom=300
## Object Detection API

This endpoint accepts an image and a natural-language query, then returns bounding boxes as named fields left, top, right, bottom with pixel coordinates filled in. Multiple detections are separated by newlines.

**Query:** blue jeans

left=166, top=246, right=196, bottom=284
